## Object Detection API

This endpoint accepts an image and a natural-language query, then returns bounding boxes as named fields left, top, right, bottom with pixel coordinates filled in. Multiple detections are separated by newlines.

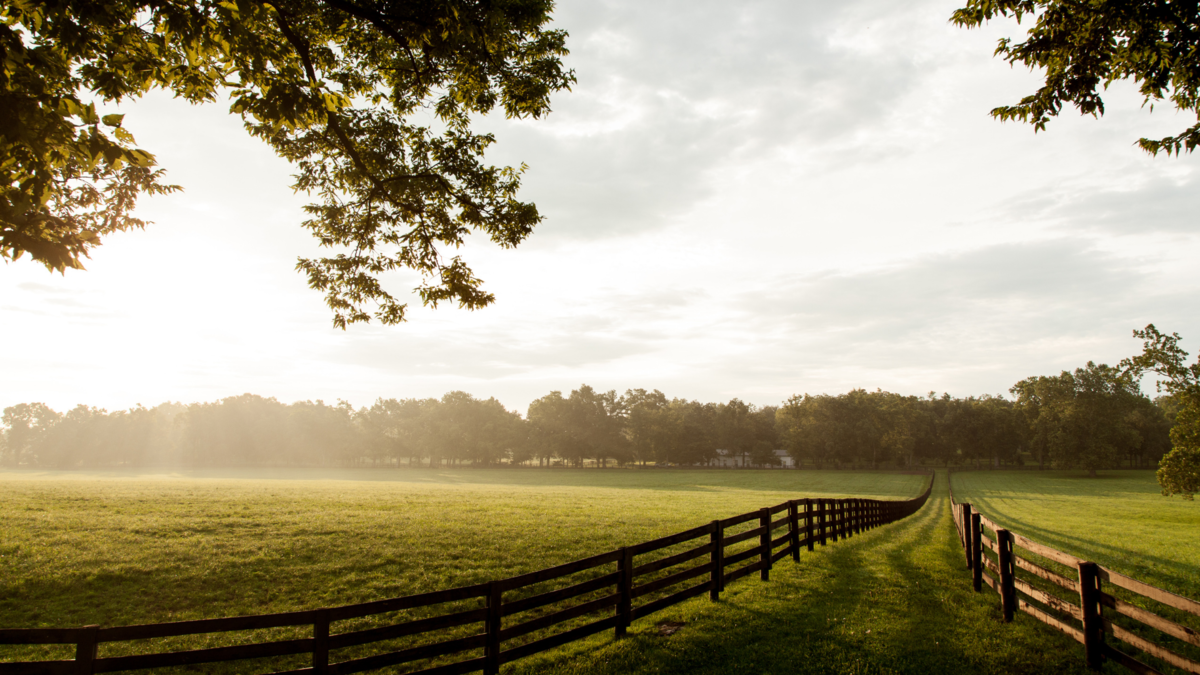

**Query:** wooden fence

left=948, top=473, right=1200, bottom=674
left=0, top=476, right=932, bottom=675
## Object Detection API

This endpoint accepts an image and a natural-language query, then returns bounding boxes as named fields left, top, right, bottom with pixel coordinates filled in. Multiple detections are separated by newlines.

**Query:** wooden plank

left=499, top=550, right=623, bottom=591
left=1099, top=567, right=1200, bottom=619
left=770, top=547, right=791, bottom=565
left=723, top=547, right=759, bottom=569
left=0, top=630, right=85, bottom=645
left=771, top=533, right=790, bottom=549
left=983, top=556, right=1000, bottom=577
left=1014, top=556, right=1079, bottom=593
left=502, top=572, right=619, bottom=617
left=979, top=533, right=997, bottom=554
left=1011, top=532, right=1083, bottom=569
left=95, top=610, right=318, bottom=642
left=723, top=561, right=765, bottom=585
left=632, top=543, right=713, bottom=578
left=720, top=511, right=761, bottom=528
left=498, top=594, right=619, bottom=642
left=722, top=526, right=766, bottom=548
left=770, top=516, right=789, bottom=532
left=769, top=502, right=790, bottom=515
left=978, top=514, right=999, bottom=533
left=1100, top=592, right=1200, bottom=648
left=631, top=562, right=710, bottom=600
left=331, top=633, right=487, bottom=675
left=1017, top=599, right=1084, bottom=644
left=1013, top=578, right=1082, bottom=620
left=981, top=571, right=1001, bottom=595
left=329, top=608, right=488, bottom=650
left=0, top=662, right=76, bottom=675
left=1106, top=620, right=1200, bottom=674
left=1103, top=645, right=1164, bottom=675
left=630, top=523, right=715, bottom=557
left=330, top=584, right=490, bottom=622
left=92, top=638, right=313, bottom=672
left=497, top=616, right=619, bottom=665
left=629, top=581, right=712, bottom=622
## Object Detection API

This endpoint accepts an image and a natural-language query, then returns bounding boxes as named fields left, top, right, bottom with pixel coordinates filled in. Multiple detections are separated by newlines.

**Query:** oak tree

left=1, top=0, right=573, bottom=326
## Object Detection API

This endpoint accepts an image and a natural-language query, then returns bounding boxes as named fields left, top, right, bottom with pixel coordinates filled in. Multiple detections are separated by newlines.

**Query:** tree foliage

left=1, top=0, right=573, bottom=326
left=1010, top=362, right=1148, bottom=475
left=952, top=0, right=1200, bottom=154
left=1121, top=324, right=1200, bottom=498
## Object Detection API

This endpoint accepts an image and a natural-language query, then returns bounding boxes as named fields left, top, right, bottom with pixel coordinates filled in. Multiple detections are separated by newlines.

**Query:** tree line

left=0, top=368, right=1177, bottom=473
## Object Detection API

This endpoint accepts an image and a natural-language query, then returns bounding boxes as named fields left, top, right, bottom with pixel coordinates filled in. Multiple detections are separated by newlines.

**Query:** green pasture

left=509, top=471, right=1097, bottom=675
left=949, top=470, right=1200, bottom=599
left=0, top=468, right=922, bottom=662
left=0, top=468, right=1177, bottom=674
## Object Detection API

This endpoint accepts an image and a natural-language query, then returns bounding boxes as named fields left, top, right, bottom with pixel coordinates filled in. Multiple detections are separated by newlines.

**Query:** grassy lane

left=950, top=470, right=1200, bottom=599
left=509, top=471, right=1096, bottom=675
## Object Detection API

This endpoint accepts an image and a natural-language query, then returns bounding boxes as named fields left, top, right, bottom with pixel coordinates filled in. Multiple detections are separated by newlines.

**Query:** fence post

left=830, top=500, right=839, bottom=543
left=805, top=499, right=815, bottom=552
left=970, top=511, right=982, bottom=593
left=710, top=519, right=724, bottom=600
left=996, top=528, right=1015, bottom=622
left=313, top=609, right=330, bottom=675
left=617, top=547, right=633, bottom=637
left=485, top=582, right=502, bottom=675
left=819, top=499, right=828, bottom=546
left=854, top=499, right=862, bottom=535
left=788, top=501, right=801, bottom=562
left=75, top=625, right=98, bottom=675
left=759, top=507, right=771, bottom=581
left=1078, top=562, right=1105, bottom=670
left=960, top=502, right=973, bottom=569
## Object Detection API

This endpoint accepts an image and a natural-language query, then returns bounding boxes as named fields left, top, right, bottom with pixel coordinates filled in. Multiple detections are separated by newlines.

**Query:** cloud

left=488, top=0, right=931, bottom=243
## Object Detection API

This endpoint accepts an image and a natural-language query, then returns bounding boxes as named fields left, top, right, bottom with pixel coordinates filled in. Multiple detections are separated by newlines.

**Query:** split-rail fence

left=2, top=474, right=932, bottom=675
left=949, top=472, right=1200, bottom=674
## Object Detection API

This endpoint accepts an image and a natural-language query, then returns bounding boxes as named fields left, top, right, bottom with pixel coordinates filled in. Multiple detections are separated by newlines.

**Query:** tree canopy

left=952, top=0, right=1200, bottom=155
left=1121, top=324, right=1200, bottom=498
left=1, top=0, right=573, bottom=326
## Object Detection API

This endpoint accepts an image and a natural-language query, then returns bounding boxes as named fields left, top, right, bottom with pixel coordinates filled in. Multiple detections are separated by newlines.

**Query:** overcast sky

left=4, top=0, right=1199, bottom=416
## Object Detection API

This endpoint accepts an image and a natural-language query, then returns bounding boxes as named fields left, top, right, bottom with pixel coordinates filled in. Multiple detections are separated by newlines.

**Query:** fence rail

left=1, top=475, right=933, bottom=675
left=948, top=472, right=1200, bottom=675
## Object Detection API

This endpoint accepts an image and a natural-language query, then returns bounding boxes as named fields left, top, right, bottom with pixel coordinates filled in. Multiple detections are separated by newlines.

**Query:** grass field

left=505, top=470, right=1102, bottom=675
left=948, top=469, right=1200, bottom=599
left=0, top=468, right=1173, bottom=674
left=0, top=469, right=923, bottom=629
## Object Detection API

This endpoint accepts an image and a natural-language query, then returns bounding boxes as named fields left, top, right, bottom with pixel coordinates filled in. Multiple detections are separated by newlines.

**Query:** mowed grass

left=949, top=470, right=1200, bottom=599
left=0, top=467, right=924, bottom=634
left=507, top=471, right=1098, bottom=675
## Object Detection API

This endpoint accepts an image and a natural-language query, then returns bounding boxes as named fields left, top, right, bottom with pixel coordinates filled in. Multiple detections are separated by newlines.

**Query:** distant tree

left=623, top=388, right=671, bottom=466
left=2, top=0, right=574, bottom=326
left=714, top=398, right=754, bottom=466
left=953, top=0, right=1200, bottom=155
left=1, top=402, right=60, bottom=466
left=1011, top=362, right=1146, bottom=476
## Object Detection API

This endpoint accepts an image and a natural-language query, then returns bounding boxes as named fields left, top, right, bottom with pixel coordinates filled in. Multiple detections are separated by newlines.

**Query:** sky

left=4, top=0, right=1200, bottom=416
